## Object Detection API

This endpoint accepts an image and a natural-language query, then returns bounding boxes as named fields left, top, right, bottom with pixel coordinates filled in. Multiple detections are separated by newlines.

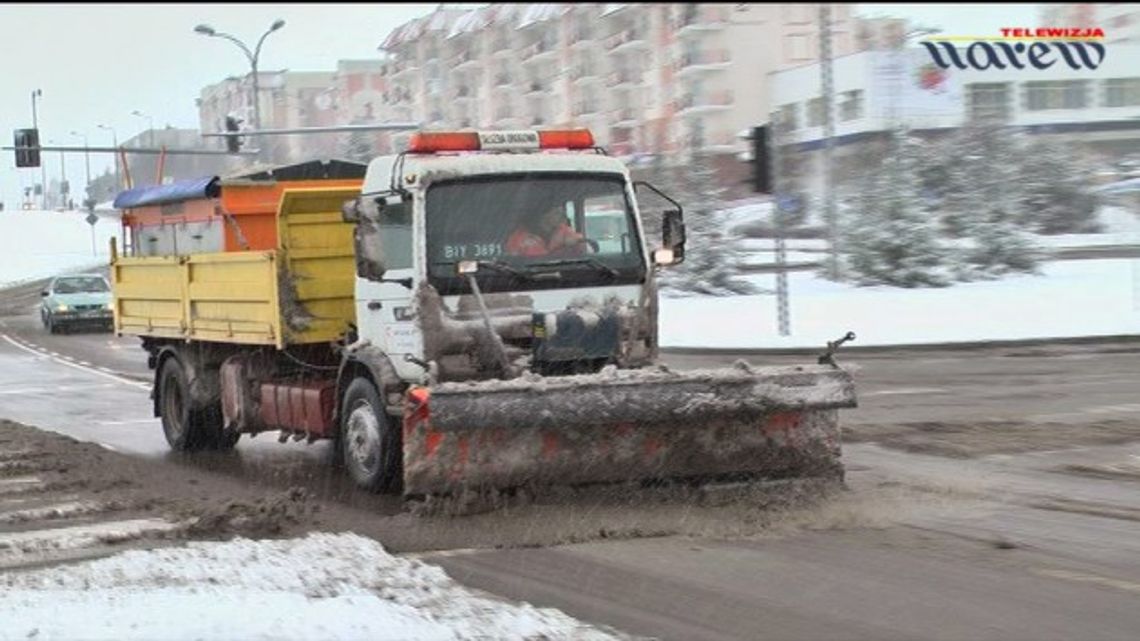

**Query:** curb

left=660, top=334, right=1140, bottom=356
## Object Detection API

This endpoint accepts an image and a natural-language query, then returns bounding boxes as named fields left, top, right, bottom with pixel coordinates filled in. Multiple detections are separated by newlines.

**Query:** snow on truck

left=108, top=129, right=857, bottom=502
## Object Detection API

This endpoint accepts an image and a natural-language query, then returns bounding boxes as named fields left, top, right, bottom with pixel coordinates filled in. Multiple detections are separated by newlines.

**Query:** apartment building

left=1039, top=4, right=1140, bottom=43
left=768, top=44, right=1140, bottom=196
left=197, top=70, right=337, bottom=164
left=376, top=3, right=859, bottom=162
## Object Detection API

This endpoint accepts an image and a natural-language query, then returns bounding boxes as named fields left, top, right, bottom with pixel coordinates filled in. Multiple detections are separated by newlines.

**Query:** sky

left=0, top=3, right=1041, bottom=210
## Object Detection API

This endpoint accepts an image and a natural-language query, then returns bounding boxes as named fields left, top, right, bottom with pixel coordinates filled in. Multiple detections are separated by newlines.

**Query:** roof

left=224, top=159, right=367, bottom=182
left=111, top=176, right=220, bottom=209
left=362, top=152, right=629, bottom=195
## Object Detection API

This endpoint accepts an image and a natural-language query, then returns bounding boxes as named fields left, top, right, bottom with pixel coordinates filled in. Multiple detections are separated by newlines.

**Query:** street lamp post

left=31, top=89, right=47, bottom=209
left=69, top=130, right=91, bottom=198
left=97, top=124, right=120, bottom=193
left=194, top=19, right=286, bottom=134
left=131, top=110, right=156, bottom=148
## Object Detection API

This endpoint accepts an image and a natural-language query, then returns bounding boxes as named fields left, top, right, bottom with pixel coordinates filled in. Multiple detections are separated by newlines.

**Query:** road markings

left=0, top=500, right=105, bottom=524
left=0, top=384, right=115, bottom=396
left=0, top=334, right=150, bottom=391
left=0, top=518, right=183, bottom=560
left=96, top=419, right=155, bottom=427
left=1036, top=568, right=1140, bottom=596
left=0, top=477, right=44, bottom=495
left=862, top=387, right=949, bottom=397
left=406, top=548, right=487, bottom=561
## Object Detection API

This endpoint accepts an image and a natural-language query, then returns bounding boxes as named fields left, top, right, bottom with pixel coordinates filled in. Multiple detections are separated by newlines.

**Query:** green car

left=40, top=274, right=114, bottom=334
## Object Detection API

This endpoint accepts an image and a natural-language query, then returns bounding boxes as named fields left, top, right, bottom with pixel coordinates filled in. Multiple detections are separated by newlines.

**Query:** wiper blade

left=431, top=260, right=537, bottom=281
left=529, top=258, right=620, bottom=278
left=478, top=259, right=537, bottom=280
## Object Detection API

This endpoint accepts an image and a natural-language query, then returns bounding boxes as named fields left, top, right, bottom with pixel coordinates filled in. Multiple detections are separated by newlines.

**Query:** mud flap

left=402, top=365, right=856, bottom=498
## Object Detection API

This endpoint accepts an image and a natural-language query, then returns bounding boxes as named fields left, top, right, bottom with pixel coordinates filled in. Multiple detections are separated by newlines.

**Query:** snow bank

left=661, top=259, right=1140, bottom=349
left=0, top=532, right=622, bottom=641
left=0, top=209, right=120, bottom=288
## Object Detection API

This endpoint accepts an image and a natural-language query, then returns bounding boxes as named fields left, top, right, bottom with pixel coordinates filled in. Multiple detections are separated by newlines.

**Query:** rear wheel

left=340, top=378, right=401, bottom=492
left=158, top=357, right=236, bottom=452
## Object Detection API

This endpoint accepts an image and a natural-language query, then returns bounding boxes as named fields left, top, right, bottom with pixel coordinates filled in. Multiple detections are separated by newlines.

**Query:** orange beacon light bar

left=407, top=129, right=595, bottom=153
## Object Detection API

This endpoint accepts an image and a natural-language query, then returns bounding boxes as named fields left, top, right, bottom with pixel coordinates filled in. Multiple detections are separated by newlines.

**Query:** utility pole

left=31, top=89, right=47, bottom=209
left=820, top=4, right=839, bottom=280
left=98, top=124, right=120, bottom=192
left=769, top=111, right=791, bottom=336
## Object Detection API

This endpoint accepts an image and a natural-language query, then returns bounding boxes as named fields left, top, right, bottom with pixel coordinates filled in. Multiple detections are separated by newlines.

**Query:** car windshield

left=424, top=174, right=644, bottom=294
left=54, top=277, right=109, bottom=294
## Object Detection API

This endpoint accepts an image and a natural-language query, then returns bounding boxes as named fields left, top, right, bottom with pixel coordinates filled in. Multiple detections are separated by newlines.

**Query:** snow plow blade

left=401, top=364, right=857, bottom=498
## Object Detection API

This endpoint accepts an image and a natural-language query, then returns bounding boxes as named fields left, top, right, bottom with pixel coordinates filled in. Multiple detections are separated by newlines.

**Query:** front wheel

left=340, top=378, right=401, bottom=492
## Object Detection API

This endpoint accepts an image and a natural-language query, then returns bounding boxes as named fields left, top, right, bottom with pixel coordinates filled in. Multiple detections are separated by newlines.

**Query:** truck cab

left=342, top=129, right=686, bottom=384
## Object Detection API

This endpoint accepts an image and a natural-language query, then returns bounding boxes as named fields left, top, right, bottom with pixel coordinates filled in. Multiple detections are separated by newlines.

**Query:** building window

left=786, top=34, right=812, bottom=61
left=1104, top=78, right=1140, bottom=107
left=1024, top=80, right=1089, bottom=110
left=968, top=83, right=1011, bottom=122
left=776, top=104, right=799, bottom=131
left=806, top=97, right=825, bottom=127
left=784, top=4, right=815, bottom=25
left=839, top=90, right=863, bottom=121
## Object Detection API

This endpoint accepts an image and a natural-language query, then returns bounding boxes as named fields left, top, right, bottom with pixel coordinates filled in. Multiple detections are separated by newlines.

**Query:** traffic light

left=224, top=116, right=243, bottom=153
left=14, top=128, right=40, bottom=168
left=751, top=125, right=771, bottom=194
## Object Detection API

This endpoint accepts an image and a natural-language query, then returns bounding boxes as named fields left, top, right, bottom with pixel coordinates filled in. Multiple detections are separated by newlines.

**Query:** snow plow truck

left=108, top=129, right=857, bottom=503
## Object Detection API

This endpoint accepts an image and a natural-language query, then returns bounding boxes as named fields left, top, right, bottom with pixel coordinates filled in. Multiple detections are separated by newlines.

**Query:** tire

left=46, top=314, right=57, bottom=334
left=158, top=357, right=234, bottom=452
left=340, top=378, right=401, bottom=492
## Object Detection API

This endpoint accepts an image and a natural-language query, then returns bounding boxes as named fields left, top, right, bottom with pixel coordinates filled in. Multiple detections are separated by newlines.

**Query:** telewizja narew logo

left=920, top=27, right=1106, bottom=71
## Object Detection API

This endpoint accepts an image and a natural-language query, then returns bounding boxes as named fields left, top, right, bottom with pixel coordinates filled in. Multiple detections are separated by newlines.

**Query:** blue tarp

left=112, top=176, right=221, bottom=209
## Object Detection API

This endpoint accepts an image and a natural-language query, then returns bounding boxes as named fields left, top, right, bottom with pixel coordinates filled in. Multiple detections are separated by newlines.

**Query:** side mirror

left=41, top=290, right=50, bottom=297
left=662, top=209, right=686, bottom=264
left=353, top=197, right=387, bottom=281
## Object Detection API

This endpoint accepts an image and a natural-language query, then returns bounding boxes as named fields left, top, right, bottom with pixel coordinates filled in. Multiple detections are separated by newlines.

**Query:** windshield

left=54, top=277, right=110, bottom=294
left=425, top=174, right=645, bottom=294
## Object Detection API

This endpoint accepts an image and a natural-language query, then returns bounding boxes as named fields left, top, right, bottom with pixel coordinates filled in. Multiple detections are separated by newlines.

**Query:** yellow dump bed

left=111, top=187, right=359, bottom=348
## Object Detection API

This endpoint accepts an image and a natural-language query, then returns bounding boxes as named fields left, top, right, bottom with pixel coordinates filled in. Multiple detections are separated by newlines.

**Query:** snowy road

left=4, top=290, right=1140, bottom=638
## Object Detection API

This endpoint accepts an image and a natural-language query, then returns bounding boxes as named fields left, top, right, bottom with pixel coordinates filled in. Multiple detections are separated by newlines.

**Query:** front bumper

left=51, top=310, right=113, bottom=326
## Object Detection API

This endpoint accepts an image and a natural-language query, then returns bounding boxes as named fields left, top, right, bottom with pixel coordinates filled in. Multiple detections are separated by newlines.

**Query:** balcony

left=675, top=6, right=729, bottom=35
left=571, top=102, right=600, bottom=117
left=604, top=29, right=648, bottom=53
left=675, top=50, right=731, bottom=74
left=453, top=50, right=482, bottom=71
left=675, top=90, right=734, bottom=115
left=525, top=80, right=551, bottom=96
left=569, top=65, right=599, bottom=84
left=390, top=60, right=418, bottom=80
left=569, top=28, right=596, bottom=49
left=606, top=70, right=646, bottom=89
left=522, top=38, right=559, bottom=64
left=384, top=87, right=414, bottom=105
left=611, top=108, right=641, bottom=128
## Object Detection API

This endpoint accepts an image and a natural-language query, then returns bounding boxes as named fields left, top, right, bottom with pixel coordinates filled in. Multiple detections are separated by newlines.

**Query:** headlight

left=104, top=303, right=113, bottom=310
left=55, top=304, right=69, bottom=312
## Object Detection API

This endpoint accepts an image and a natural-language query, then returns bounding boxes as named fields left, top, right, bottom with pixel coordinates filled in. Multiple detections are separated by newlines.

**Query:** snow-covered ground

left=0, top=533, right=621, bottom=641
left=0, top=209, right=120, bottom=288
left=660, top=258, right=1140, bottom=349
